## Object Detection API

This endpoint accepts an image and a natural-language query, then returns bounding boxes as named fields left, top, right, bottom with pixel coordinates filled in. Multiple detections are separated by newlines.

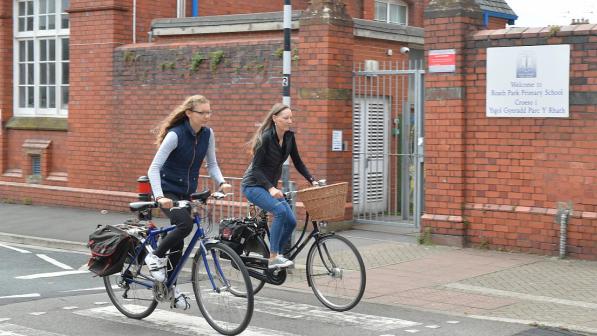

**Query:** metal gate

left=352, top=60, right=425, bottom=227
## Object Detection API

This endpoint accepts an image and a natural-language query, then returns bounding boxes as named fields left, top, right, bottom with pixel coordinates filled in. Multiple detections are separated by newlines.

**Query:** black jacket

left=242, top=127, right=314, bottom=189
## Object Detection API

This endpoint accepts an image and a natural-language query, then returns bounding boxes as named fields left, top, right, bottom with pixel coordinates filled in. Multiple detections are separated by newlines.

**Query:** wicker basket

left=297, top=182, right=347, bottom=222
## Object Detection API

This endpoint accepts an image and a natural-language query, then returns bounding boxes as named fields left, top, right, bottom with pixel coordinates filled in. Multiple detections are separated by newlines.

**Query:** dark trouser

left=154, top=193, right=193, bottom=278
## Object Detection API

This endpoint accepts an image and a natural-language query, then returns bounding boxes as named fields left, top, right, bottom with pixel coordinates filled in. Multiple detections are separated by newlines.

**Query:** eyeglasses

left=189, top=109, right=212, bottom=116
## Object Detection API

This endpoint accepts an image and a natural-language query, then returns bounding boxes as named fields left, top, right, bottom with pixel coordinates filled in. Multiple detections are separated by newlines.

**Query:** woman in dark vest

left=242, top=103, right=318, bottom=269
left=146, top=95, right=231, bottom=308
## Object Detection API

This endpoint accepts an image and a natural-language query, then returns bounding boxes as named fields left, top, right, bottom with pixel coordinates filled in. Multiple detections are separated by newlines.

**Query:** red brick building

left=2, top=0, right=595, bottom=259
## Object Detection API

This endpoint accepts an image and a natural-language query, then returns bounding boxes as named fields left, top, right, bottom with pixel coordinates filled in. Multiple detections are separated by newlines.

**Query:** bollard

left=556, top=201, right=572, bottom=259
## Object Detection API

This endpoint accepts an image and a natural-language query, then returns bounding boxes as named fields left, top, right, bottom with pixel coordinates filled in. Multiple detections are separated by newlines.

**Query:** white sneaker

left=173, top=287, right=191, bottom=310
left=268, top=256, right=294, bottom=269
left=144, top=253, right=167, bottom=282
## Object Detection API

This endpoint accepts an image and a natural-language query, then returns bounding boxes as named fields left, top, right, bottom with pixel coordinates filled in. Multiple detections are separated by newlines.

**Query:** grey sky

left=506, top=0, right=597, bottom=27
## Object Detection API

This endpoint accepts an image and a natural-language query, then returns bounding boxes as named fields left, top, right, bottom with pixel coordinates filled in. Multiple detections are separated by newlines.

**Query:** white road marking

left=404, top=330, right=420, bottom=333
left=447, top=283, right=597, bottom=309
left=94, top=302, right=108, bottom=305
left=446, top=320, right=460, bottom=324
left=0, top=323, right=67, bottom=336
left=0, top=293, right=40, bottom=299
left=253, top=296, right=420, bottom=331
left=425, top=325, right=440, bottom=328
left=29, top=312, right=46, bottom=316
left=0, top=319, right=10, bottom=322
left=60, top=287, right=105, bottom=293
left=74, top=306, right=298, bottom=336
left=0, top=243, right=31, bottom=254
left=15, top=270, right=88, bottom=279
left=36, top=254, right=73, bottom=270
left=61, top=306, right=78, bottom=310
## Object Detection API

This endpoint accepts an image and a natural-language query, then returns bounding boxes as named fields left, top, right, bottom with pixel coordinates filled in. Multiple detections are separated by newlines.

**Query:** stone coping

left=472, top=24, right=597, bottom=40
left=151, top=11, right=424, bottom=46
left=5, top=117, right=67, bottom=131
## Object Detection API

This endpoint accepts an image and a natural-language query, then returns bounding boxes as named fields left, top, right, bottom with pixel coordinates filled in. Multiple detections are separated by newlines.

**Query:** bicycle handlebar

left=128, top=191, right=231, bottom=212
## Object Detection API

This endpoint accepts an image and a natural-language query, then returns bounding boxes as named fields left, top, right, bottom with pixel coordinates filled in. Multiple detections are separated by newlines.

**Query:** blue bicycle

left=102, top=190, right=254, bottom=335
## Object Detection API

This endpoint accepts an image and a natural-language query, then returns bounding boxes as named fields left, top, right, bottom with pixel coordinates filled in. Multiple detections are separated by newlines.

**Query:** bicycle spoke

left=192, top=242, right=253, bottom=335
left=307, top=235, right=366, bottom=311
left=104, top=254, right=158, bottom=319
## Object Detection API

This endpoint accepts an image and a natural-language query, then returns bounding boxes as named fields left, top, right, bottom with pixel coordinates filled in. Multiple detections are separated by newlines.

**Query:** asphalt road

left=0, top=242, right=588, bottom=336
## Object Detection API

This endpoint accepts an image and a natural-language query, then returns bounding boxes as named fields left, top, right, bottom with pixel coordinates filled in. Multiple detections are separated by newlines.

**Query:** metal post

left=281, top=0, right=292, bottom=193
left=413, top=69, right=424, bottom=228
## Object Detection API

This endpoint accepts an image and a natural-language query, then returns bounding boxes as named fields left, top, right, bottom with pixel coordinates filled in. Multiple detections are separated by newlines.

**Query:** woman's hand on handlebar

left=268, top=186, right=284, bottom=199
left=218, top=183, right=232, bottom=194
left=157, top=197, right=173, bottom=208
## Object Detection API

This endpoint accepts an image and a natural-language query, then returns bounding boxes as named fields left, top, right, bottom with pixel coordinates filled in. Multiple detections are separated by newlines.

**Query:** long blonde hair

left=248, top=103, right=289, bottom=156
left=153, top=95, right=210, bottom=146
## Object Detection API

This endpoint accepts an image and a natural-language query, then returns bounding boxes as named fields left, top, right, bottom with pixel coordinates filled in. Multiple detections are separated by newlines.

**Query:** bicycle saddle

left=190, top=190, right=211, bottom=203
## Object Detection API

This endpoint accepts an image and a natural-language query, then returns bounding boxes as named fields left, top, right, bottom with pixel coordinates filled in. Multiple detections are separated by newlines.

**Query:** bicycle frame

left=244, top=208, right=335, bottom=284
left=121, top=207, right=225, bottom=293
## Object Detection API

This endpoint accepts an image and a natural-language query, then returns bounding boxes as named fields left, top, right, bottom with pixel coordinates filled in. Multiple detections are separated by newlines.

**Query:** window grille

left=31, top=154, right=41, bottom=176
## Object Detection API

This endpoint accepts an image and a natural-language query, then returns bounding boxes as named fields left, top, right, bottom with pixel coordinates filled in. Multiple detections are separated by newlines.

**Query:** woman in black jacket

left=242, top=103, right=318, bottom=269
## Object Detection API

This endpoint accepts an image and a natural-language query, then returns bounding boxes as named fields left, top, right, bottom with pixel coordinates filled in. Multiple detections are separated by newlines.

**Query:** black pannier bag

left=218, top=218, right=257, bottom=254
left=87, top=224, right=135, bottom=276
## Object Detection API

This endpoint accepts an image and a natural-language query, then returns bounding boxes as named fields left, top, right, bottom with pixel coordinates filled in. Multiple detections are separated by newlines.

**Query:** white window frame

left=374, top=0, right=408, bottom=26
left=13, top=0, right=70, bottom=118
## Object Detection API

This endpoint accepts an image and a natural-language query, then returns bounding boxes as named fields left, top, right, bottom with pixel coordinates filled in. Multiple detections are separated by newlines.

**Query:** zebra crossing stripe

left=0, top=323, right=67, bottom=336
left=253, top=296, right=420, bottom=331
left=74, top=306, right=298, bottom=336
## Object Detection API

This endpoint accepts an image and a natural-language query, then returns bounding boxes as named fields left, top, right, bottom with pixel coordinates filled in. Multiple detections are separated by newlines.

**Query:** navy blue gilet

left=160, top=119, right=211, bottom=197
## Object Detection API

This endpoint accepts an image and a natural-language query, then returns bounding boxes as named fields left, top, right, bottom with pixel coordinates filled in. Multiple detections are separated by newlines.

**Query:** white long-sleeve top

left=147, top=128, right=225, bottom=199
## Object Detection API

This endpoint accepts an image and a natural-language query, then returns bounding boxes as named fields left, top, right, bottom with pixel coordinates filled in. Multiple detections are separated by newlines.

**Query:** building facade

left=1, top=0, right=595, bottom=259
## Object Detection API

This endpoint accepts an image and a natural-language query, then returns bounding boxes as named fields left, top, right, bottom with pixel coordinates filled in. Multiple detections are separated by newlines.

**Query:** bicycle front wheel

left=104, top=253, right=158, bottom=319
left=192, top=242, right=254, bottom=335
left=306, top=234, right=366, bottom=311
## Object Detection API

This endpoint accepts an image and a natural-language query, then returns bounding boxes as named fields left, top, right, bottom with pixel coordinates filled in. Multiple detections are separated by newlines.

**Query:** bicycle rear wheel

left=104, top=251, right=157, bottom=319
left=306, top=234, right=366, bottom=311
left=192, top=242, right=254, bottom=335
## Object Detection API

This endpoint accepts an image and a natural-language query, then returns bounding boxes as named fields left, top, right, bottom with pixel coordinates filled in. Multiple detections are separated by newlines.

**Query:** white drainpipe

left=132, top=0, right=137, bottom=43
left=177, top=0, right=186, bottom=18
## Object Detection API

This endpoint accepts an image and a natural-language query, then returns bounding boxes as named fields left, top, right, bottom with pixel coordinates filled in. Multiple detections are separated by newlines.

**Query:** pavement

left=1, top=202, right=597, bottom=335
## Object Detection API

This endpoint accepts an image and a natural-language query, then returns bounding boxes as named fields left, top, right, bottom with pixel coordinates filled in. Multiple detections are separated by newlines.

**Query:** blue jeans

left=242, top=186, right=296, bottom=254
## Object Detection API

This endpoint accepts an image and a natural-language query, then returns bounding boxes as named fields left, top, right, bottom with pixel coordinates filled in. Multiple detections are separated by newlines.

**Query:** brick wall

left=423, top=0, right=597, bottom=260
left=112, top=39, right=285, bottom=189
left=462, top=26, right=597, bottom=259
left=486, top=16, right=508, bottom=29
left=0, top=1, right=12, bottom=175
left=196, top=0, right=363, bottom=19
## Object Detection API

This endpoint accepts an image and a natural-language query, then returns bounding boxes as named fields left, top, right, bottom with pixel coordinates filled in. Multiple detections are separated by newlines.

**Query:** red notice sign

left=428, top=49, right=456, bottom=73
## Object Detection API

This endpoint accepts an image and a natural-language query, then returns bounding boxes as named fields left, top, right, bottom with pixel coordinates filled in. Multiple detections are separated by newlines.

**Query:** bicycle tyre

left=103, top=249, right=158, bottom=319
left=242, top=235, right=269, bottom=295
left=192, top=241, right=254, bottom=335
left=306, top=234, right=366, bottom=312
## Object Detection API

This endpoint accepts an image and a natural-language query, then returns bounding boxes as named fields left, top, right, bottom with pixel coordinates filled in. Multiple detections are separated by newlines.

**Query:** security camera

left=400, top=47, right=410, bottom=54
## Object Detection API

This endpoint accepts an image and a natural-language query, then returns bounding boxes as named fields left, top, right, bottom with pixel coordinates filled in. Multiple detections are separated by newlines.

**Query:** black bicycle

left=222, top=190, right=366, bottom=312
